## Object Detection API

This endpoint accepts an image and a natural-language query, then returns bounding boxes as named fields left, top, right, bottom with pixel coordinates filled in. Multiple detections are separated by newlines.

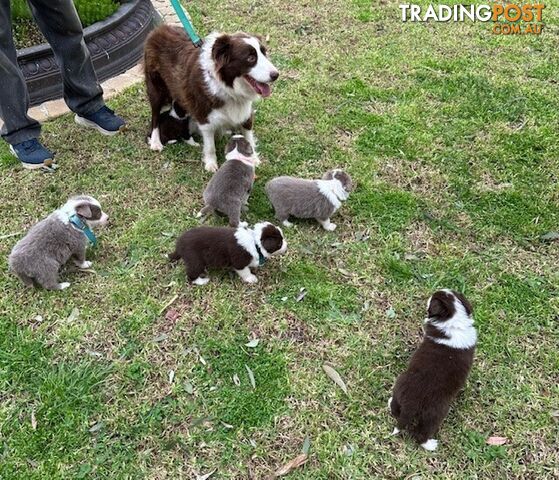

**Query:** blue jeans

left=0, top=0, right=104, bottom=144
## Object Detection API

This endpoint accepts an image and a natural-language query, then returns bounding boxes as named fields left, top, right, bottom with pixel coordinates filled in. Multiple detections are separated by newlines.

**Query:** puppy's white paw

left=196, top=210, right=203, bottom=219
left=192, top=277, right=210, bottom=286
left=77, top=260, right=92, bottom=269
left=204, top=157, right=218, bottom=172
left=58, top=282, right=71, bottom=290
left=149, top=133, right=164, bottom=152
left=390, top=427, right=400, bottom=436
left=244, top=274, right=258, bottom=284
left=239, top=221, right=248, bottom=228
left=421, top=439, right=438, bottom=451
left=326, top=223, right=337, bottom=231
left=388, top=396, right=393, bottom=410
left=187, top=138, right=200, bottom=147
left=282, top=220, right=293, bottom=227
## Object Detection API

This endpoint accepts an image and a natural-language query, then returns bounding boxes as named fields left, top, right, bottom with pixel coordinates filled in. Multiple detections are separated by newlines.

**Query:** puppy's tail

left=168, top=250, right=181, bottom=262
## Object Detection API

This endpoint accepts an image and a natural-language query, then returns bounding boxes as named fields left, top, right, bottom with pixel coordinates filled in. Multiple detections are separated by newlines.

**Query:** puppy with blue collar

left=8, top=195, right=108, bottom=290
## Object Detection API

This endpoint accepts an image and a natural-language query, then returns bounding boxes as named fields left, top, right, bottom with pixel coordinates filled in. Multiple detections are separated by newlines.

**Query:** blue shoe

left=75, top=105, right=126, bottom=136
left=9, top=139, right=55, bottom=170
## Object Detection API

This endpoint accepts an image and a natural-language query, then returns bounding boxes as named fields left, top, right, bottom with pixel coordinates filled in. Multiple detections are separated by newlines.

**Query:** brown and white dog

left=388, top=290, right=477, bottom=451
left=169, top=222, right=287, bottom=285
left=143, top=25, right=279, bottom=172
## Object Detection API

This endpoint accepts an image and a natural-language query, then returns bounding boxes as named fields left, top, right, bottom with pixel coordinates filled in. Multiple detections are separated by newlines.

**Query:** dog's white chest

left=208, top=101, right=252, bottom=128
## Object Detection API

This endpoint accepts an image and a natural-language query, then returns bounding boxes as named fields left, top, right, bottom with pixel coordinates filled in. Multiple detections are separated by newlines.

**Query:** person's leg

left=0, top=0, right=42, bottom=145
left=26, top=0, right=104, bottom=116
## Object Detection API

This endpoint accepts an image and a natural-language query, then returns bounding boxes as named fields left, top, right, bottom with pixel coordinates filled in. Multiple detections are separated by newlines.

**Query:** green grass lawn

left=1, top=0, right=558, bottom=478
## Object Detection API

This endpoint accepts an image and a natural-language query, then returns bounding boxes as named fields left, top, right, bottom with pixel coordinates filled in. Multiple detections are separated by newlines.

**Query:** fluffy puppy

left=169, top=222, right=287, bottom=285
left=8, top=195, right=109, bottom=290
left=150, top=102, right=199, bottom=147
left=389, top=290, right=477, bottom=451
left=265, top=169, right=352, bottom=231
left=197, top=135, right=257, bottom=227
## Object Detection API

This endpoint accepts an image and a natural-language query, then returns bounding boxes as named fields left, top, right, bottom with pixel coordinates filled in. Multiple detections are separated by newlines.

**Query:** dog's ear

left=213, top=34, right=231, bottom=71
left=260, top=225, right=283, bottom=254
left=75, top=202, right=92, bottom=219
left=453, top=291, right=473, bottom=316
left=427, top=292, right=454, bottom=320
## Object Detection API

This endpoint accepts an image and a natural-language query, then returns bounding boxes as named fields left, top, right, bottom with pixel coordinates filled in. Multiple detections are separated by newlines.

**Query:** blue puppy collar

left=255, top=244, right=267, bottom=266
left=69, top=214, right=97, bottom=246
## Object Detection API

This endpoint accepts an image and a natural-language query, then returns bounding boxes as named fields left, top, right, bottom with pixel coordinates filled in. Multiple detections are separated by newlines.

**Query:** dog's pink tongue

left=258, top=81, right=271, bottom=97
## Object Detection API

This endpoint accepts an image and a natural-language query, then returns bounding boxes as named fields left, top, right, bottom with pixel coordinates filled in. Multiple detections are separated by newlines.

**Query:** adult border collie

left=143, top=25, right=279, bottom=172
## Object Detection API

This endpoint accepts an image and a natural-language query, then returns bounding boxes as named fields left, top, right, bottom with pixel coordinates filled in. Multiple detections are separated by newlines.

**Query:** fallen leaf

left=342, top=444, right=355, bottom=456
left=302, top=436, right=311, bottom=454
left=153, top=333, right=168, bottom=343
left=386, top=307, right=396, bottom=319
left=551, top=410, right=559, bottom=421
left=31, top=410, right=37, bottom=430
left=486, top=436, right=507, bottom=446
left=221, top=421, right=234, bottom=429
left=185, top=381, right=194, bottom=394
left=281, top=296, right=288, bottom=302
left=168, top=370, right=175, bottom=383
left=233, top=373, right=241, bottom=386
left=245, top=364, right=256, bottom=389
left=274, top=453, right=308, bottom=477
left=165, top=308, right=180, bottom=322
left=85, top=349, right=102, bottom=358
left=296, top=288, right=307, bottom=302
left=89, top=422, right=104, bottom=433
left=337, top=268, right=352, bottom=277
left=245, top=339, right=260, bottom=348
left=67, top=308, right=79, bottom=322
left=199, top=355, right=207, bottom=366
left=196, top=469, right=216, bottom=480
left=322, top=364, right=348, bottom=394
left=540, top=231, right=559, bottom=242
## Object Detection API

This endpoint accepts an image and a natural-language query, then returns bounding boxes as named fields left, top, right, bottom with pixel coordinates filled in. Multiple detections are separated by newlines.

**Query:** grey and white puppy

left=197, top=135, right=257, bottom=227
left=265, top=169, right=353, bottom=231
left=8, top=195, right=109, bottom=290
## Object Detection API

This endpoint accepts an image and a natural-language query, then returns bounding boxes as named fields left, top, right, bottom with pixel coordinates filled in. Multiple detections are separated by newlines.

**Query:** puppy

left=389, top=290, right=477, bottom=451
left=169, top=222, right=287, bottom=285
left=144, top=25, right=279, bottom=171
left=8, top=195, right=109, bottom=290
left=145, top=102, right=198, bottom=147
left=265, top=169, right=353, bottom=231
left=197, top=135, right=257, bottom=227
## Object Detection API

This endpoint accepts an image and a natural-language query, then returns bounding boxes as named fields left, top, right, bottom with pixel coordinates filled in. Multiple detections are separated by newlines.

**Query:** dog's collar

left=254, top=243, right=267, bottom=266
left=225, top=152, right=256, bottom=167
left=69, top=214, right=97, bottom=246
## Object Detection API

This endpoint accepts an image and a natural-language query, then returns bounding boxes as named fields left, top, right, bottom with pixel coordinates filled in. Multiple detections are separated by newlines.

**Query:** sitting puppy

left=169, top=222, right=287, bottom=285
left=146, top=102, right=198, bottom=147
left=265, top=169, right=352, bottom=231
left=389, top=290, right=477, bottom=451
left=8, top=195, right=109, bottom=290
left=197, top=135, right=257, bottom=227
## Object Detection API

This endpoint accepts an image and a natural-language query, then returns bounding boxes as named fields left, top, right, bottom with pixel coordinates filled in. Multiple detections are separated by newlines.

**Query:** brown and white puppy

left=169, top=222, right=287, bottom=285
left=389, top=290, right=477, bottom=451
left=265, top=169, right=353, bottom=231
left=197, top=135, right=257, bottom=227
left=8, top=195, right=109, bottom=290
left=144, top=25, right=279, bottom=172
